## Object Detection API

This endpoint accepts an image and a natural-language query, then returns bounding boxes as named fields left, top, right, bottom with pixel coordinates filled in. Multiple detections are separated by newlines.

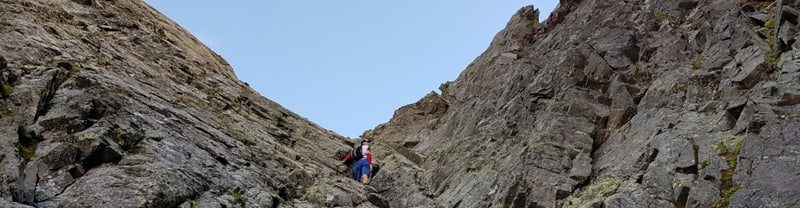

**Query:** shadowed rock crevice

left=673, top=186, right=690, bottom=208
left=80, top=138, right=123, bottom=170
left=33, top=69, right=71, bottom=122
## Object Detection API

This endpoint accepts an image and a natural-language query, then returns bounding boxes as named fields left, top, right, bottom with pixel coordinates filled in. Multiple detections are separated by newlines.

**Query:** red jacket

left=364, top=151, right=372, bottom=165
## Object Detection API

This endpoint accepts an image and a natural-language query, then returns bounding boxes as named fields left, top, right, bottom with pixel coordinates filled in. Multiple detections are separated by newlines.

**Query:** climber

left=341, top=138, right=373, bottom=184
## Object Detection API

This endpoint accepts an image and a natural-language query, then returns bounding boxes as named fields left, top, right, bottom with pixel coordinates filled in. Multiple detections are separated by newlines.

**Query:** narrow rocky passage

left=2, top=0, right=799, bottom=208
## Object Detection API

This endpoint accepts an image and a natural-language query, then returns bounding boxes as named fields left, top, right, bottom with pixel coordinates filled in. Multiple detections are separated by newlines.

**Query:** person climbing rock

left=341, top=138, right=374, bottom=184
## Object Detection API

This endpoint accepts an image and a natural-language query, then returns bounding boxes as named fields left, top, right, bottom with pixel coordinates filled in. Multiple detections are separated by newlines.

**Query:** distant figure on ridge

left=341, top=138, right=374, bottom=184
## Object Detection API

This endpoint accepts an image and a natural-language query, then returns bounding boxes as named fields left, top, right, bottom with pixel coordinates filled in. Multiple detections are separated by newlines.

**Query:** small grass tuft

left=654, top=10, right=671, bottom=22
left=226, top=127, right=255, bottom=146
left=228, top=189, right=247, bottom=206
left=765, top=34, right=780, bottom=70
left=692, top=53, right=703, bottom=70
left=764, top=15, right=776, bottom=30
left=186, top=200, right=198, bottom=208
left=756, top=1, right=778, bottom=14
left=700, top=160, right=710, bottom=170
left=18, top=144, right=36, bottom=162
left=111, top=87, right=132, bottom=97
left=714, top=135, right=744, bottom=208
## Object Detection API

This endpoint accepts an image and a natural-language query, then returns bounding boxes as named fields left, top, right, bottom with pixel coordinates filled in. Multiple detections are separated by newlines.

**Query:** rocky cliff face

left=3, top=0, right=800, bottom=208
left=0, top=0, right=386, bottom=207
left=368, top=0, right=800, bottom=207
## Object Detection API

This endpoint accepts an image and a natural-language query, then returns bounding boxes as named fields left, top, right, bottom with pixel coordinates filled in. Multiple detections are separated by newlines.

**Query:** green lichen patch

left=1, top=83, right=13, bottom=98
left=565, top=175, right=622, bottom=208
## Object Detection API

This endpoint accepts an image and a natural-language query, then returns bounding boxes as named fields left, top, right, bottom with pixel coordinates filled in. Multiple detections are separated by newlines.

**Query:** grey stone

left=749, top=13, right=769, bottom=25
left=607, top=76, right=637, bottom=128
left=687, top=180, right=719, bottom=208
left=728, top=46, right=768, bottom=89
left=592, top=29, right=639, bottom=70
left=568, top=153, right=592, bottom=182
left=779, top=21, right=795, bottom=46
left=730, top=122, right=800, bottom=208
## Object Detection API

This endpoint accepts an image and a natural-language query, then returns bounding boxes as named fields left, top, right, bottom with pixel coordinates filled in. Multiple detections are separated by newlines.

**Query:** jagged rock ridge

left=368, top=0, right=800, bottom=207
left=0, top=0, right=387, bottom=207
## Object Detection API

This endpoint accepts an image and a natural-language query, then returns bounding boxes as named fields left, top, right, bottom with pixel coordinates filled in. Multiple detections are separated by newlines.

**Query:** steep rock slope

left=0, top=0, right=383, bottom=207
left=368, top=0, right=800, bottom=207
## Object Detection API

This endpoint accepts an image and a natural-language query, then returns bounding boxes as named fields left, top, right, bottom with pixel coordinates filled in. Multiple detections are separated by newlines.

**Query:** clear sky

left=144, top=1, right=559, bottom=138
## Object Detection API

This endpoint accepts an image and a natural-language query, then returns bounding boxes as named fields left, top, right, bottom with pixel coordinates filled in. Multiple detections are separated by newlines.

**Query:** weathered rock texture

left=0, top=0, right=384, bottom=207
left=367, top=0, right=800, bottom=207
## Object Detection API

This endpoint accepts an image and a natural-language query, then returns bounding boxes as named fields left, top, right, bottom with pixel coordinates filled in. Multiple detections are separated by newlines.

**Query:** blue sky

left=144, top=1, right=559, bottom=138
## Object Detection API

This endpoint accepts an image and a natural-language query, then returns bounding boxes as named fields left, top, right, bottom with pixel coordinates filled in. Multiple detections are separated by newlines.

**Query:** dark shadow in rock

left=17, top=125, right=42, bottom=146
left=84, top=100, right=107, bottom=121
left=744, top=120, right=767, bottom=134
left=0, top=56, right=6, bottom=69
left=367, top=193, right=390, bottom=208
left=81, top=139, right=123, bottom=170
left=68, top=165, right=85, bottom=178
left=674, top=186, right=690, bottom=208
left=56, top=62, right=72, bottom=71
left=782, top=8, right=799, bottom=25
left=214, top=156, right=229, bottom=166
left=70, top=0, right=92, bottom=6
left=504, top=180, right=531, bottom=208
left=726, top=103, right=746, bottom=123
left=556, top=189, right=572, bottom=200
left=637, top=148, right=659, bottom=171
left=271, top=196, right=280, bottom=208
left=678, top=1, right=698, bottom=11
left=676, top=164, right=699, bottom=175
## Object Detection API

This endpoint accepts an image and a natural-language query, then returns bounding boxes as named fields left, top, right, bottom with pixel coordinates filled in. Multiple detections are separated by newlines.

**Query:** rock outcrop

left=0, top=0, right=383, bottom=207
left=368, top=0, right=800, bottom=207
